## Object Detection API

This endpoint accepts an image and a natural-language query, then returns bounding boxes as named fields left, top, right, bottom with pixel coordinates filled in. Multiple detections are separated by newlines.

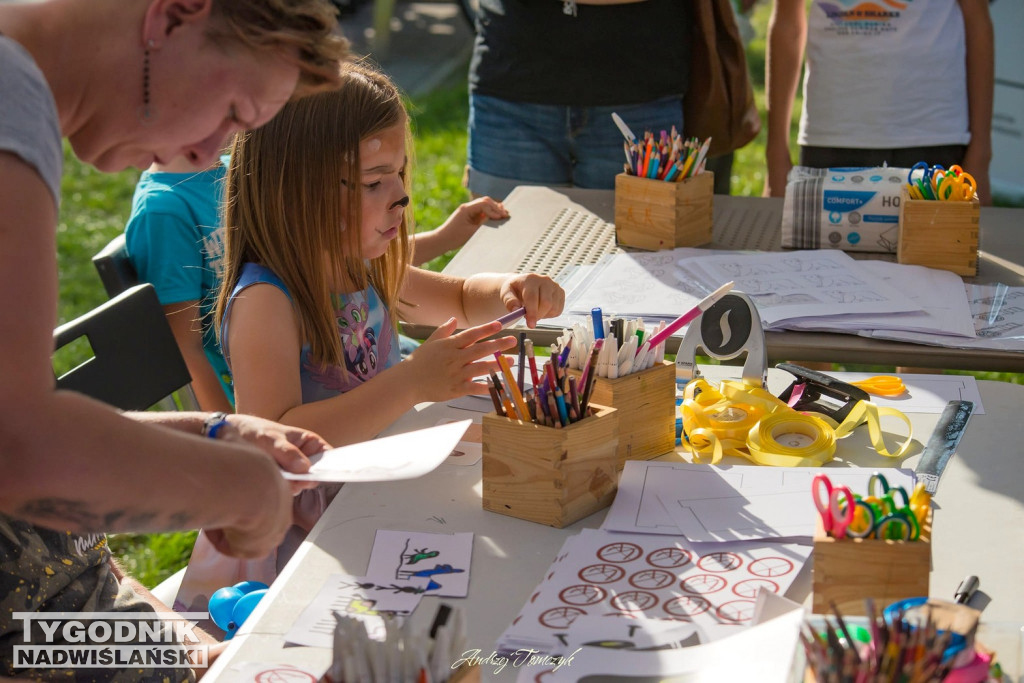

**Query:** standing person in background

left=466, top=0, right=691, bottom=199
left=763, top=0, right=993, bottom=204
left=0, top=0, right=345, bottom=678
left=703, top=0, right=760, bottom=195
left=126, top=156, right=236, bottom=412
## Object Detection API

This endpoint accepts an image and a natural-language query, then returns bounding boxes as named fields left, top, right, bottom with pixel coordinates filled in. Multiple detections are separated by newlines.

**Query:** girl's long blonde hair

left=216, top=61, right=412, bottom=369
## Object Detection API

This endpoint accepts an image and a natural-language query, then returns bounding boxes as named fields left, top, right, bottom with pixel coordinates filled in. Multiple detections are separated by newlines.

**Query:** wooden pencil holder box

left=567, top=360, right=676, bottom=470
left=897, top=188, right=979, bottom=276
left=481, top=404, right=619, bottom=528
left=614, top=171, right=714, bottom=251
left=811, top=509, right=932, bottom=616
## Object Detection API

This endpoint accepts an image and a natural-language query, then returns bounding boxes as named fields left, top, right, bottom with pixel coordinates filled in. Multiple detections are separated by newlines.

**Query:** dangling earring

left=140, top=39, right=156, bottom=124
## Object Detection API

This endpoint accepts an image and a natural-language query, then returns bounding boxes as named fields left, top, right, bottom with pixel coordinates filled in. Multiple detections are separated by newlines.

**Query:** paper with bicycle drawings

left=497, top=528, right=810, bottom=655
left=366, top=530, right=473, bottom=598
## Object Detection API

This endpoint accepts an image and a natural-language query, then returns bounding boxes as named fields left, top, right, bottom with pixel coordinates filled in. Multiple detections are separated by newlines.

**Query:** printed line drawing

left=664, top=595, right=711, bottom=618
left=732, top=578, right=780, bottom=598
left=610, top=591, right=659, bottom=612
left=578, top=563, right=627, bottom=584
left=254, top=669, right=318, bottom=683
left=748, top=557, right=795, bottom=578
left=716, top=600, right=756, bottom=623
left=559, top=584, right=607, bottom=607
left=628, top=569, right=676, bottom=590
left=825, top=290, right=886, bottom=304
left=539, top=606, right=587, bottom=629
left=697, top=552, right=743, bottom=573
left=645, top=547, right=692, bottom=569
left=680, top=574, right=728, bottom=595
left=597, top=542, right=644, bottom=563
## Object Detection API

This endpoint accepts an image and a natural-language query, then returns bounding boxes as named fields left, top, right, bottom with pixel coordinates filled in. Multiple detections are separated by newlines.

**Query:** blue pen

left=558, top=337, right=572, bottom=367
left=591, top=308, right=605, bottom=339
left=554, top=388, right=569, bottom=426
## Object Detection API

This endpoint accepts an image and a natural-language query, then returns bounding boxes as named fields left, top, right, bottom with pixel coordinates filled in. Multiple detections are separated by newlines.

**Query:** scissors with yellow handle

left=937, top=171, right=976, bottom=201
left=850, top=375, right=906, bottom=397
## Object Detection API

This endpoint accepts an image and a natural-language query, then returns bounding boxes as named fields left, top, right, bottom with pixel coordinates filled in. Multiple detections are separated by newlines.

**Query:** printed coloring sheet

left=498, top=528, right=810, bottom=654
left=365, top=530, right=473, bottom=598
left=565, top=249, right=718, bottom=318
left=676, top=250, right=920, bottom=327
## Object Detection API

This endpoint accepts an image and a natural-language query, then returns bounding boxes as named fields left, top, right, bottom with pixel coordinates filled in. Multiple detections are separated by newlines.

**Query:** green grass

left=54, top=7, right=1021, bottom=587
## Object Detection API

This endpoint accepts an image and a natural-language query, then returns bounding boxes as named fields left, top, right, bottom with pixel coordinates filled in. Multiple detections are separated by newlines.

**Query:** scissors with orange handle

left=850, top=375, right=906, bottom=397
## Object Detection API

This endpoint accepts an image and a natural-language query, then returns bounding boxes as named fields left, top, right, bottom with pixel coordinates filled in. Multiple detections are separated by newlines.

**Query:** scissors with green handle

left=844, top=495, right=883, bottom=539
left=874, top=493, right=920, bottom=540
left=867, top=472, right=910, bottom=508
left=848, top=492, right=920, bottom=540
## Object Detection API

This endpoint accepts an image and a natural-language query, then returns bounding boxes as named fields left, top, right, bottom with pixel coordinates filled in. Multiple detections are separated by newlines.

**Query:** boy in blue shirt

left=125, top=157, right=235, bottom=412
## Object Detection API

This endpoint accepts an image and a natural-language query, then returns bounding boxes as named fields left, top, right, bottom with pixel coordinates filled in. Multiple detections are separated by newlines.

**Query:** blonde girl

left=215, top=62, right=564, bottom=446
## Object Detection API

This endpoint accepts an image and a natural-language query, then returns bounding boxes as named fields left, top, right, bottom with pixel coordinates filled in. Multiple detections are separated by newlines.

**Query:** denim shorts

left=467, top=93, right=684, bottom=198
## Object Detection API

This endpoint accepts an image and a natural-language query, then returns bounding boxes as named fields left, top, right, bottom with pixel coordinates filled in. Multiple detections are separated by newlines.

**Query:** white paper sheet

left=603, top=461, right=916, bottom=542
left=565, top=249, right=715, bottom=318
left=781, top=260, right=975, bottom=337
left=365, top=530, right=473, bottom=598
left=826, top=371, right=985, bottom=414
left=435, top=417, right=483, bottom=466
left=677, top=250, right=920, bottom=327
left=870, top=283, right=1024, bottom=352
left=514, top=608, right=805, bottom=683
left=283, top=419, right=470, bottom=482
left=284, top=573, right=427, bottom=648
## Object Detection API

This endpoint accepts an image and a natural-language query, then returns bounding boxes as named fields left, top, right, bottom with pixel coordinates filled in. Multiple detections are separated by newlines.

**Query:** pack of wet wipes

left=782, top=166, right=907, bottom=253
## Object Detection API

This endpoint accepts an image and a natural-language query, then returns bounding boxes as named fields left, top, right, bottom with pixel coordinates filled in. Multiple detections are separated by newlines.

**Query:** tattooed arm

left=0, top=151, right=321, bottom=559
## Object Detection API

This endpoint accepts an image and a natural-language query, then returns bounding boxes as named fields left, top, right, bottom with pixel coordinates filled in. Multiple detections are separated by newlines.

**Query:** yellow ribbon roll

left=679, top=378, right=913, bottom=466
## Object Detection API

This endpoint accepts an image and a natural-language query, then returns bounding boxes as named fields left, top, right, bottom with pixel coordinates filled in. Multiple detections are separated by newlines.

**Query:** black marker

left=954, top=574, right=979, bottom=604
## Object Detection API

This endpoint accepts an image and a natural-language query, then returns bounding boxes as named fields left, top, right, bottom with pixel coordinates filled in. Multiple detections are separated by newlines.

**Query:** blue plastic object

left=208, top=581, right=269, bottom=639
left=882, top=597, right=967, bottom=663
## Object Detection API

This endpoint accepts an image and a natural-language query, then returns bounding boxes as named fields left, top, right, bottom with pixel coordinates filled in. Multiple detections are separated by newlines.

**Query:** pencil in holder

left=811, top=508, right=932, bottom=616
left=567, top=360, right=675, bottom=470
left=481, top=404, right=619, bottom=528
left=897, top=187, right=979, bottom=276
left=614, top=171, right=713, bottom=251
